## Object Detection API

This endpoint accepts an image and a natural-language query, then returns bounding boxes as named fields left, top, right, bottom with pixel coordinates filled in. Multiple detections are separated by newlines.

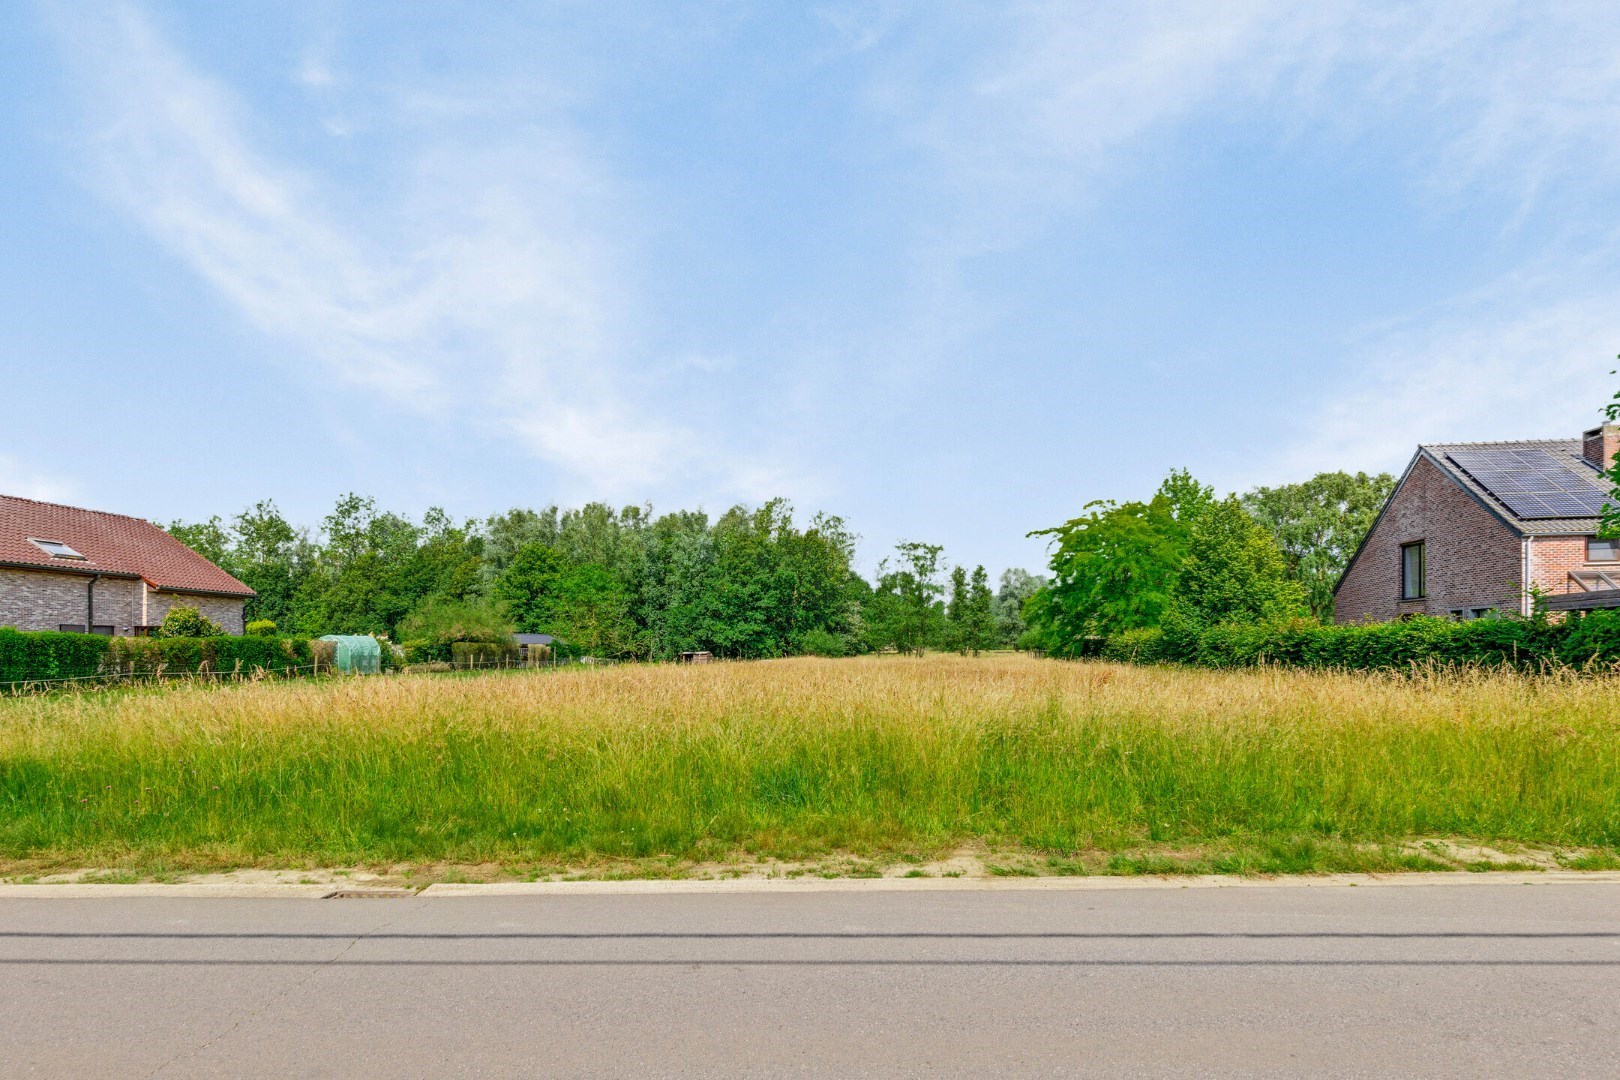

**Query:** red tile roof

left=0, top=494, right=254, bottom=597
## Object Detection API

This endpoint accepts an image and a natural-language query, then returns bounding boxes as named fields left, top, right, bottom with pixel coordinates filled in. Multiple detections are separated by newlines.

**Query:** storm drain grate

left=322, top=888, right=418, bottom=899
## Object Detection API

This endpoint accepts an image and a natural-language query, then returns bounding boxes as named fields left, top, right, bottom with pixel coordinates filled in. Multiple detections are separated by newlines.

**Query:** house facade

left=0, top=495, right=253, bottom=636
left=1334, top=424, right=1620, bottom=623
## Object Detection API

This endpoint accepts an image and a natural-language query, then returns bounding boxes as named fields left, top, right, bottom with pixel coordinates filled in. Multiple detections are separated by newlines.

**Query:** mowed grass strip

left=0, top=654, right=1616, bottom=872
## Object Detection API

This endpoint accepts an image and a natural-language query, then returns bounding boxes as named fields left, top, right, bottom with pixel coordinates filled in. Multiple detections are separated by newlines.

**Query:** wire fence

left=0, top=654, right=622, bottom=698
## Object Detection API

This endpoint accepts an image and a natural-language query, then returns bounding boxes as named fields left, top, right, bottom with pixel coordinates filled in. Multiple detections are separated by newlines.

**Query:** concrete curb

left=2, top=871, right=1619, bottom=898
left=0, top=883, right=339, bottom=898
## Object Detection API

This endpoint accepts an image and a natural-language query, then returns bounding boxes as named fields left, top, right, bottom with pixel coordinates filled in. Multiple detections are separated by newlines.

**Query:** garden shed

left=514, top=633, right=556, bottom=662
left=318, top=634, right=381, bottom=675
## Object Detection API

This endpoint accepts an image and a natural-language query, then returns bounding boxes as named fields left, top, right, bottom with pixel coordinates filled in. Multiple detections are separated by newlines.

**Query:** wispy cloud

left=1265, top=274, right=1620, bottom=482
left=857, top=1, right=1620, bottom=473
left=871, top=1, right=1620, bottom=225
left=44, top=2, right=732, bottom=497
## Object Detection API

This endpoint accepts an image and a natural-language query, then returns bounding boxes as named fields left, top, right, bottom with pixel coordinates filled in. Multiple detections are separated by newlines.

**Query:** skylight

left=28, top=538, right=86, bottom=560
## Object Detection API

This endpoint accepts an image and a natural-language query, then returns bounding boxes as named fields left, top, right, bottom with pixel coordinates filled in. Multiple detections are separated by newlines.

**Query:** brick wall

left=1334, top=454, right=1525, bottom=623
left=1582, top=424, right=1620, bottom=469
left=1526, top=534, right=1620, bottom=598
left=0, top=568, right=143, bottom=633
left=141, top=587, right=246, bottom=635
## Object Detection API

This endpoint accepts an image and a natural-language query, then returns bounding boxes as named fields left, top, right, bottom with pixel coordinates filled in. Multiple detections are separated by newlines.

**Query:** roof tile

left=0, top=495, right=253, bottom=596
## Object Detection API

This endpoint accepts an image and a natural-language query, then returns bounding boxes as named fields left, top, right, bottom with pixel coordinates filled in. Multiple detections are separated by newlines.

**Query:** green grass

left=0, top=654, right=1617, bottom=878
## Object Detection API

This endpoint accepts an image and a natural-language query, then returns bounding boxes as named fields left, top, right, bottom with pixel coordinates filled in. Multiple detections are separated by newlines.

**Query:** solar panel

left=1445, top=448, right=1613, bottom=520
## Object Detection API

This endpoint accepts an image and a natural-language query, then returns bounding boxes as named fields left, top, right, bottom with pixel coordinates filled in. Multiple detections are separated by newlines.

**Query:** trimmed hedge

left=1083, top=611, right=1620, bottom=671
left=0, top=628, right=110, bottom=686
left=103, top=636, right=315, bottom=677
left=1, top=627, right=320, bottom=687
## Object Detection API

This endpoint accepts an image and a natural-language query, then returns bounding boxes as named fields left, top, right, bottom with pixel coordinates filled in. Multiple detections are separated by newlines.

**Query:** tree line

left=1019, top=469, right=1395, bottom=654
left=167, top=497, right=1043, bottom=659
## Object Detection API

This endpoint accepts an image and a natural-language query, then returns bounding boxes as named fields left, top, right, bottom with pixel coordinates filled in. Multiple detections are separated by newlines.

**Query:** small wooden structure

left=679, top=650, right=713, bottom=664
left=514, top=633, right=556, bottom=662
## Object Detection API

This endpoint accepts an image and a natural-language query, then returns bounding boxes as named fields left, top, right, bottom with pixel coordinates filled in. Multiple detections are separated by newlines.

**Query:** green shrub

left=401, top=638, right=449, bottom=664
left=1558, top=609, right=1620, bottom=666
left=372, top=636, right=400, bottom=672
left=246, top=619, right=277, bottom=637
left=397, top=597, right=513, bottom=645
left=1100, top=627, right=1171, bottom=664
left=156, top=606, right=224, bottom=638
left=795, top=629, right=848, bottom=658
left=0, top=627, right=110, bottom=687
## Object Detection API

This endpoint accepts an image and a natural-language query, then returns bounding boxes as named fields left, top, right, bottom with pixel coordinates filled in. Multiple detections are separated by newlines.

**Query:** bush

left=395, top=598, right=514, bottom=667
left=795, top=629, right=848, bottom=658
left=1099, top=627, right=1171, bottom=664
left=396, top=597, right=514, bottom=646
left=449, top=641, right=521, bottom=668
left=1558, top=609, right=1620, bottom=665
left=372, top=636, right=400, bottom=672
left=156, top=606, right=224, bottom=638
left=246, top=619, right=278, bottom=637
left=401, top=638, right=449, bottom=664
left=0, top=627, right=110, bottom=686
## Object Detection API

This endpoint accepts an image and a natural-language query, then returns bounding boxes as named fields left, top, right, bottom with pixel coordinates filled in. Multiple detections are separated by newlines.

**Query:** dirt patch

left=2, top=840, right=1611, bottom=886
left=1398, top=839, right=1562, bottom=871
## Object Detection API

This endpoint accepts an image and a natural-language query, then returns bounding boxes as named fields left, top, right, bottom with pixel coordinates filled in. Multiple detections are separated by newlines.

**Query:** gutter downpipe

left=1521, top=536, right=1532, bottom=618
left=87, top=573, right=101, bottom=633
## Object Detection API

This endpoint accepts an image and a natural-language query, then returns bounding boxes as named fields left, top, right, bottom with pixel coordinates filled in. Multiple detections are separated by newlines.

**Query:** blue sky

left=2, top=2, right=1617, bottom=577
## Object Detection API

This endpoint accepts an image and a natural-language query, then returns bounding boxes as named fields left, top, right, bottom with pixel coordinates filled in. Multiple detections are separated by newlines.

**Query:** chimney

left=1582, top=422, right=1620, bottom=471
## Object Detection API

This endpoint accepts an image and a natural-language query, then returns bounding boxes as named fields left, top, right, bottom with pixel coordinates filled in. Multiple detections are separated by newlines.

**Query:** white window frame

left=28, top=538, right=85, bottom=560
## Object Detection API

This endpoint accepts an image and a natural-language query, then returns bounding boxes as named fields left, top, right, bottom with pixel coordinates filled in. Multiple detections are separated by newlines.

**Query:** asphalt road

left=2, top=880, right=1618, bottom=1078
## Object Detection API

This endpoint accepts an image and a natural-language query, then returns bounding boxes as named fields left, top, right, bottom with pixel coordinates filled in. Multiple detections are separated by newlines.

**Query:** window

left=1587, top=537, right=1619, bottom=563
left=28, top=538, right=85, bottom=560
left=57, top=624, right=85, bottom=633
left=1470, top=608, right=1496, bottom=620
left=1400, top=541, right=1426, bottom=600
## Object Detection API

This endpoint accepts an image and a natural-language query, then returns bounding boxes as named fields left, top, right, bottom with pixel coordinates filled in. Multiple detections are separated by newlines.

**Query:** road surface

left=2, top=879, right=1617, bottom=1077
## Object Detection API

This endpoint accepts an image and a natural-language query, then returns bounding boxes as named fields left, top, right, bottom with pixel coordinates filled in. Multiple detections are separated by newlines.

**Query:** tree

left=1166, top=496, right=1307, bottom=630
left=1242, top=471, right=1395, bottom=620
left=544, top=565, right=641, bottom=658
left=230, top=501, right=315, bottom=629
left=165, top=517, right=231, bottom=566
left=891, top=541, right=945, bottom=655
left=993, top=568, right=1046, bottom=647
left=1030, top=470, right=1213, bottom=652
left=494, top=543, right=567, bottom=633
left=963, top=565, right=996, bottom=654
left=945, top=566, right=970, bottom=652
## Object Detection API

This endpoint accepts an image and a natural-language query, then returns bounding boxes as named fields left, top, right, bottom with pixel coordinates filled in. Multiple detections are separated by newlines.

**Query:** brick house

left=1334, top=424, right=1620, bottom=623
left=0, top=495, right=253, bottom=636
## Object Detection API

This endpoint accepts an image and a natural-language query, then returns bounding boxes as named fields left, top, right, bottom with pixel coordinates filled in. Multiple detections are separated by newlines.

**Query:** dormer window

left=28, top=538, right=86, bottom=560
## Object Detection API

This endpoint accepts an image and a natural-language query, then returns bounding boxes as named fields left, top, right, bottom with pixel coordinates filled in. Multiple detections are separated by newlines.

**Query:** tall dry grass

left=0, top=654, right=1616, bottom=871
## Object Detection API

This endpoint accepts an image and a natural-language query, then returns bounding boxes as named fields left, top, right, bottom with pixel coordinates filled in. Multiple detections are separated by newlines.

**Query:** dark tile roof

left=1420, top=438, right=1611, bottom=535
left=0, top=494, right=254, bottom=597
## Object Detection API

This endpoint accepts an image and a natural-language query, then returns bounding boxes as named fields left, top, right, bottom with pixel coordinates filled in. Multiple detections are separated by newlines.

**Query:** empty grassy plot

left=0, top=655, right=1616, bottom=877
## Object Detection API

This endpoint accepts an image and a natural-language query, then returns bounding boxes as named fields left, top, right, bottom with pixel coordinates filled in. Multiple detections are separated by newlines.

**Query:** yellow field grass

left=2, top=654, right=1617, bottom=879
